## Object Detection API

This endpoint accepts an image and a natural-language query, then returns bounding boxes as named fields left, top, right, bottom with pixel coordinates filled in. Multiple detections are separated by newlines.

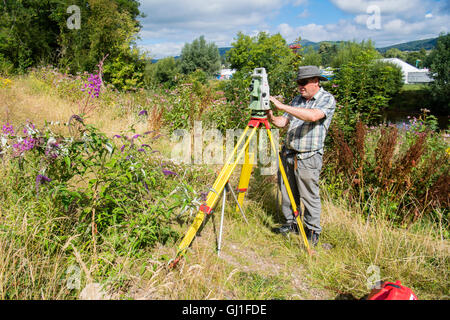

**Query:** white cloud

left=140, top=42, right=185, bottom=59
left=137, top=0, right=285, bottom=58
left=298, top=9, right=310, bottom=18
left=277, top=11, right=449, bottom=48
left=137, top=0, right=450, bottom=59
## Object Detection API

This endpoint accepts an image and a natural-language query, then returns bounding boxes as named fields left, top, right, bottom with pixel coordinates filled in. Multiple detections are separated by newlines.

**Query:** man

left=268, top=65, right=336, bottom=247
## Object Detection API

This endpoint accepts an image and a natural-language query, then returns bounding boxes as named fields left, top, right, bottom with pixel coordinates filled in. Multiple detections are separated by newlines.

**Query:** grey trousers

left=278, top=150, right=323, bottom=234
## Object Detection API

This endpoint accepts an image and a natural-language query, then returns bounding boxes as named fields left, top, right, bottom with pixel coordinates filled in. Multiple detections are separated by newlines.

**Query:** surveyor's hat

left=296, top=65, right=328, bottom=82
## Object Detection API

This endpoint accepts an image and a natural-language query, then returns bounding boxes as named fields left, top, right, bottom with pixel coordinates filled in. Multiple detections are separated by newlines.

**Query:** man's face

left=297, top=77, right=319, bottom=100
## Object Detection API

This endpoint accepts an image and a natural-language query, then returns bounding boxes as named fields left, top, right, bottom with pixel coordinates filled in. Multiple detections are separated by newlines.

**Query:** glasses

left=297, top=79, right=312, bottom=86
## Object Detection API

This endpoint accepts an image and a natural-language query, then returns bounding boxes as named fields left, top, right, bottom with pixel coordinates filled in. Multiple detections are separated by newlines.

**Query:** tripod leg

left=227, top=182, right=248, bottom=224
left=236, top=143, right=254, bottom=213
left=266, top=128, right=311, bottom=254
left=217, top=186, right=226, bottom=257
left=174, top=126, right=259, bottom=261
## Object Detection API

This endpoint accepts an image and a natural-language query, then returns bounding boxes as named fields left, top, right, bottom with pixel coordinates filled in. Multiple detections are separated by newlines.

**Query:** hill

left=150, top=37, right=439, bottom=64
left=377, top=37, right=438, bottom=53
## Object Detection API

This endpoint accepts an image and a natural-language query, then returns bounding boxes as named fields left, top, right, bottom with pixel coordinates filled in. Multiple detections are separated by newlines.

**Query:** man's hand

left=269, top=96, right=286, bottom=111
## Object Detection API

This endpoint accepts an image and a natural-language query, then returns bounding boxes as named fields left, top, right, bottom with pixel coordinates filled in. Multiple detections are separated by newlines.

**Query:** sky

left=136, top=0, right=450, bottom=59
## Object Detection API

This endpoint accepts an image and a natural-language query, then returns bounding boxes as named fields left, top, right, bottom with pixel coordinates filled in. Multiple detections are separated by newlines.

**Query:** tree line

left=0, top=1, right=448, bottom=114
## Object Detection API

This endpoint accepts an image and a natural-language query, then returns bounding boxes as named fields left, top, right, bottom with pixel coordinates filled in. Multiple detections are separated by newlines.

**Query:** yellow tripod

left=169, top=115, right=311, bottom=268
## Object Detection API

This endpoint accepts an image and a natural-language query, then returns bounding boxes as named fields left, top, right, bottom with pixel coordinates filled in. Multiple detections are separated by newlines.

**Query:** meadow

left=0, top=69, right=448, bottom=300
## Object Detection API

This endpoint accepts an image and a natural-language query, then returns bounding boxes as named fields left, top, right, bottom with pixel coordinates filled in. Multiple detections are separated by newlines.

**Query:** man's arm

left=269, top=96, right=325, bottom=122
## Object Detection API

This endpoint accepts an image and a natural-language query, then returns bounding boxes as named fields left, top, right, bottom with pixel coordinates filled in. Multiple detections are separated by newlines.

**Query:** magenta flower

left=2, top=123, right=14, bottom=136
left=82, top=73, right=102, bottom=98
left=13, top=136, right=37, bottom=156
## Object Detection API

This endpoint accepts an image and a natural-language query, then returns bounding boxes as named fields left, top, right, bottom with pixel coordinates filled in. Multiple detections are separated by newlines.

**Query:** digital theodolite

left=249, top=67, right=271, bottom=118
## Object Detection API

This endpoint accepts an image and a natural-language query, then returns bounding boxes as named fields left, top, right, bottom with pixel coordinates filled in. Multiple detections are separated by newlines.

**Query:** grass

left=0, top=74, right=448, bottom=300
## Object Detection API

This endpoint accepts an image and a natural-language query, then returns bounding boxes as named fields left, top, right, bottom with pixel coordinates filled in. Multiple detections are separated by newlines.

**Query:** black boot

left=276, top=223, right=299, bottom=235
left=305, top=228, right=320, bottom=247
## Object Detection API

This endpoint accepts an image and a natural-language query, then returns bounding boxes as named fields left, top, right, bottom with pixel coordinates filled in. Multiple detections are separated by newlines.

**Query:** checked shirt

left=283, top=87, right=336, bottom=159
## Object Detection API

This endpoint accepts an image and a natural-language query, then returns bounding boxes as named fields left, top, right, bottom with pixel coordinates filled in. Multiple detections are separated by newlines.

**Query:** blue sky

left=137, top=0, right=450, bottom=59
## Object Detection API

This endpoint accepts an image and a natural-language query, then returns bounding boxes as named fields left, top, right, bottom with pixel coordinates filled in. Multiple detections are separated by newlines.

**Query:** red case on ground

left=368, top=281, right=418, bottom=300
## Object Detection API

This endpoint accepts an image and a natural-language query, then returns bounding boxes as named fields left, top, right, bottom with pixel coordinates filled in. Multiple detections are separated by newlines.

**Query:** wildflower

left=45, top=139, right=60, bottom=159
left=113, top=135, right=122, bottom=139
left=141, top=144, right=151, bottom=149
left=35, top=174, right=52, bottom=197
left=120, top=145, right=126, bottom=152
left=69, top=114, right=84, bottom=124
left=162, top=169, right=177, bottom=176
left=137, top=148, right=145, bottom=153
left=132, top=134, right=141, bottom=140
left=82, top=73, right=102, bottom=98
left=13, top=136, right=37, bottom=156
left=138, top=110, right=148, bottom=116
left=2, top=123, right=14, bottom=136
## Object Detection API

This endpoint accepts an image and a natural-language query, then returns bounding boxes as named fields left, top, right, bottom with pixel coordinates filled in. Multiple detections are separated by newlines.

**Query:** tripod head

left=249, top=68, right=270, bottom=118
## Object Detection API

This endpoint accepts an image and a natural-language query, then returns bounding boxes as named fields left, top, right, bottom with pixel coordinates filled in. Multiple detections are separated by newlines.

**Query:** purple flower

left=35, top=174, right=52, bottom=197
left=70, top=114, right=84, bottom=124
left=138, top=110, right=148, bottom=116
left=113, top=135, right=122, bottom=139
left=162, top=169, right=177, bottom=176
left=82, top=73, right=102, bottom=98
left=13, top=136, right=37, bottom=156
left=2, top=123, right=14, bottom=136
left=152, top=134, right=162, bottom=140
left=141, top=144, right=151, bottom=148
left=143, top=131, right=155, bottom=135
left=137, top=148, right=145, bottom=153
left=132, top=134, right=141, bottom=140
left=120, top=145, right=126, bottom=152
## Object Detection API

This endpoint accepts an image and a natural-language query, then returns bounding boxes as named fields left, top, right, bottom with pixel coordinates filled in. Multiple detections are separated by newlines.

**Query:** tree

left=318, top=42, right=338, bottom=66
left=428, top=33, right=450, bottom=114
left=384, top=48, right=407, bottom=61
left=0, top=0, right=146, bottom=87
left=0, top=0, right=61, bottom=71
left=145, top=57, right=180, bottom=88
left=301, top=46, right=322, bottom=67
left=331, top=40, right=381, bottom=68
left=179, top=36, right=221, bottom=77
left=226, top=31, right=299, bottom=99
left=326, top=41, right=403, bottom=132
left=227, top=31, right=296, bottom=73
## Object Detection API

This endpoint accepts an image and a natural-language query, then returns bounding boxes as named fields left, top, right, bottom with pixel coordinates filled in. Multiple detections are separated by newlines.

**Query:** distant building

left=320, top=67, right=335, bottom=80
left=217, top=68, right=236, bottom=80
left=378, top=58, right=433, bottom=84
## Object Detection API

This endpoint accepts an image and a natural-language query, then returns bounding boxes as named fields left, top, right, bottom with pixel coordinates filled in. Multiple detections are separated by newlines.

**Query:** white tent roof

left=379, top=58, right=420, bottom=72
